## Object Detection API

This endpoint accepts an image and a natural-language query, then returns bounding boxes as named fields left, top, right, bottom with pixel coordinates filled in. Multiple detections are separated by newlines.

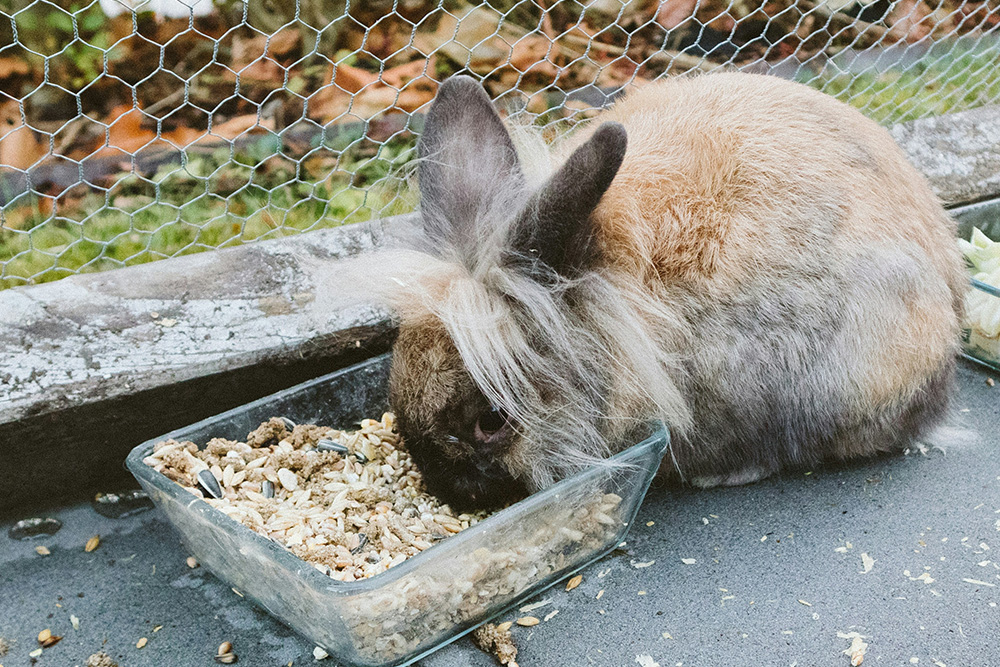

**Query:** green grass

left=800, top=39, right=1000, bottom=124
left=0, top=135, right=418, bottom=289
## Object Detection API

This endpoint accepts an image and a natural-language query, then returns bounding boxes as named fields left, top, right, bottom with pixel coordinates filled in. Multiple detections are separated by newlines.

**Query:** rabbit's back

left=564, top=73, right=963, bottom=479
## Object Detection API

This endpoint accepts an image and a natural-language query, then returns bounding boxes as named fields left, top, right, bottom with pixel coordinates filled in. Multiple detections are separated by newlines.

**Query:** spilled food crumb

left=838, top=631, right=868, bottom=665
left=860, top=553, right=875, bottom=574
left=635, top=654, right=661, bottom=667
left=0, top=636, right=10, bottom=656
left=86, top=652, right=119, bottom=667
left=472, top=622, right=518, bottom=666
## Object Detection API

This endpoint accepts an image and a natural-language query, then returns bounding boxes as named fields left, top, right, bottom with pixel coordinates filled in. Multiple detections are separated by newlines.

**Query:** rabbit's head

left=382, top=76, right=675, bottom=510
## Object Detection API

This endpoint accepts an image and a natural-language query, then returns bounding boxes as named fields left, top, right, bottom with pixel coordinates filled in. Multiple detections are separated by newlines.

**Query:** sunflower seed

left=280, top=417, right=297, bottom=430
left=317, top=439, right=349, bottom=455
left=351, top=534, right=369, bottom=555
left=262, top=480, right=275, bottom=499
left=198, top=469, right=223, bottom=499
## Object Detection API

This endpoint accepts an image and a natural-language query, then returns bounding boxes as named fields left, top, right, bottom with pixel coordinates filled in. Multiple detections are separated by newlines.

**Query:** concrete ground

left=1, top=360, right=997, bottom=667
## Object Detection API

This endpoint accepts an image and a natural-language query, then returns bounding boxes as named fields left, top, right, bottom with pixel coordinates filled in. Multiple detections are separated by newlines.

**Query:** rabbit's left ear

left=508, top=122, right=627, bottom=279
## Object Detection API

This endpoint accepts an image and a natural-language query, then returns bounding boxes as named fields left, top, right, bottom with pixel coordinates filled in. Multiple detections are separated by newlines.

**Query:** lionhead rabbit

left=373, top=73, right=964, bottom=510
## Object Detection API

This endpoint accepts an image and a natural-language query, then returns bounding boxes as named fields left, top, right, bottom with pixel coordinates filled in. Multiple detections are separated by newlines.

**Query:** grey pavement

left=1, top=360, right=997, bottom=667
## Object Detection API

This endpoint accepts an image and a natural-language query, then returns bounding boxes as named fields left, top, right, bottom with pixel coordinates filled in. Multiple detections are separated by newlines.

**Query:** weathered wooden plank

left=890, top=104, right=1000, bottom=207
left=2, top=103, right=1000, bottom=513
left=0, top=217, right=412, bottom=511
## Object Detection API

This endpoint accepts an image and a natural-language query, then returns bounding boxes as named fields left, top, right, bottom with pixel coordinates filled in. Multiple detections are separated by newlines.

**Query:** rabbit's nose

left=473, top=405, right=513, bottom=448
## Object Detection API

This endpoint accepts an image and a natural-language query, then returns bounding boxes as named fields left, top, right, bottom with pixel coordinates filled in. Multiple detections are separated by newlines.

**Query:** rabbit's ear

left=509, top=122, right=627, bottom=279
left=418, top=75, right=524, bottom=250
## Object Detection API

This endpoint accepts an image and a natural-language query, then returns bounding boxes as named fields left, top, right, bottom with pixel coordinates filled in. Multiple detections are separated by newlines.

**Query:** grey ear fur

left=508, top=122, right=628, bottom=279
left=418, top=75, right=524, bottom=254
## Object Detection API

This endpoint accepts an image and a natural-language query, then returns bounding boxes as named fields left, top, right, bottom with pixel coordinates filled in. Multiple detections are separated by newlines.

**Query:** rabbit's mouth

left=404, top=432, right=528, bottom=511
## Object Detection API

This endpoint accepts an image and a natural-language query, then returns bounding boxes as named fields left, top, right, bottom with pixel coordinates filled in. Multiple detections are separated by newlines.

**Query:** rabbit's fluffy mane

left=365, top=127, right=692, bottom=490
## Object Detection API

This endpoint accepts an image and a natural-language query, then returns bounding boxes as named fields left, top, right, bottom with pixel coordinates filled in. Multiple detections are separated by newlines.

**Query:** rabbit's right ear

left=418, top=76, right=525, bottom=253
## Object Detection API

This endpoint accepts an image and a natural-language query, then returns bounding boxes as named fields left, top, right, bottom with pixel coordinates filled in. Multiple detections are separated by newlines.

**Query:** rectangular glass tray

left=954, top=201, right=1000, bottom=372
left=126, top=354, right=668, bottom=666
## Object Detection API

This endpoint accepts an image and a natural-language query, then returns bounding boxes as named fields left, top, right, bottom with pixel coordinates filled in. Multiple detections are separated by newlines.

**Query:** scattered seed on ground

left=70, top=615, right=80, bottom=630
left=153, top=625, right=162, bottom=632
left=186, top=556, right=199, bottom=568
left=136, top=637, right=148, bottom=648
left=37, top=629, right=51, bottom=644
left=516, top=616, right=540, bottom=627
left=35, top=546, right=50, bottom=556
left=84, top=535, right=100, bottom=553
left=596, top=589, right=605, bottom=600
left=86, top=652, right=119, bottom=667
left=566, top=575, right=583, bottom=591
left=543, top=609, right=559, bottom=622
left=518, top=599, right=551, bottom=613
left=0, top=636, right=10, bottom=656
left=29, top=647, right=43, bottom=657
left=313, top=646, right=330, bottom=660
left=472, top=622, right=518, bottom=666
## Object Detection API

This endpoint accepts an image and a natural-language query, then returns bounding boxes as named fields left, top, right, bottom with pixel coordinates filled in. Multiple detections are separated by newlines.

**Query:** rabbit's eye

left=476, top=405, right=508, bottom=436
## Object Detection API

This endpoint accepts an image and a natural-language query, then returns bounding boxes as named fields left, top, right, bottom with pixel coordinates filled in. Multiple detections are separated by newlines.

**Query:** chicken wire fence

left=1, top=0, right=999, bottom=289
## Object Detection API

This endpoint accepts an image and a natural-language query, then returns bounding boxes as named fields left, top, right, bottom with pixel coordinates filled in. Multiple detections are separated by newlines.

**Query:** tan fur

left=560, top=73, right=962, bottom=432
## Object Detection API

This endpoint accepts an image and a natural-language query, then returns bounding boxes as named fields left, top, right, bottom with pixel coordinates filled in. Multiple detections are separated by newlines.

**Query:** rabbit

left=369, top=73, right=965, bottom=511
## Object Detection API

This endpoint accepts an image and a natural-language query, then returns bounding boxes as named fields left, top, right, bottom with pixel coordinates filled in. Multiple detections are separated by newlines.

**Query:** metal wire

left=1, top=0, right=998, bottom=289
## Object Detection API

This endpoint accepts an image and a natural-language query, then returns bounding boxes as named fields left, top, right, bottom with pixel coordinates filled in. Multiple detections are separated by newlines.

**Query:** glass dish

left=953, top=201, right=1000, bottom=371
left=126, top=354, right=668, bottom=667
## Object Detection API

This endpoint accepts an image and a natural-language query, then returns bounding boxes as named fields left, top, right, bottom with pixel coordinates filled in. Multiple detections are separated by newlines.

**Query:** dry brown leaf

left=237, top=57, right=282, bottom=83
left=106, top=105, right=156, bottom=154
left=267, top=27, right=301, bottom=58
left=307, top=86, right=351, bottom=122
left=231, top=34, right=268, bottom=70
left=333, top=63, right=379, bottom=94
left=0, top=56, right=31, bottom=79
left=380, top=58, right=433, bottom=88
left=0, top=100, right=45, bottom=170
left=509, top=34, right=559, bottom=76
left=657, top=0, right=700, bottom=29
left=887, top=0, right=933, bottom=42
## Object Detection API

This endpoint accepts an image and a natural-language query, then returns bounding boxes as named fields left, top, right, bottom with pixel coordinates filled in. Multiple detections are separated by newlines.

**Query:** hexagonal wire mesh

left=0, top=0, right=998, bottom=289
